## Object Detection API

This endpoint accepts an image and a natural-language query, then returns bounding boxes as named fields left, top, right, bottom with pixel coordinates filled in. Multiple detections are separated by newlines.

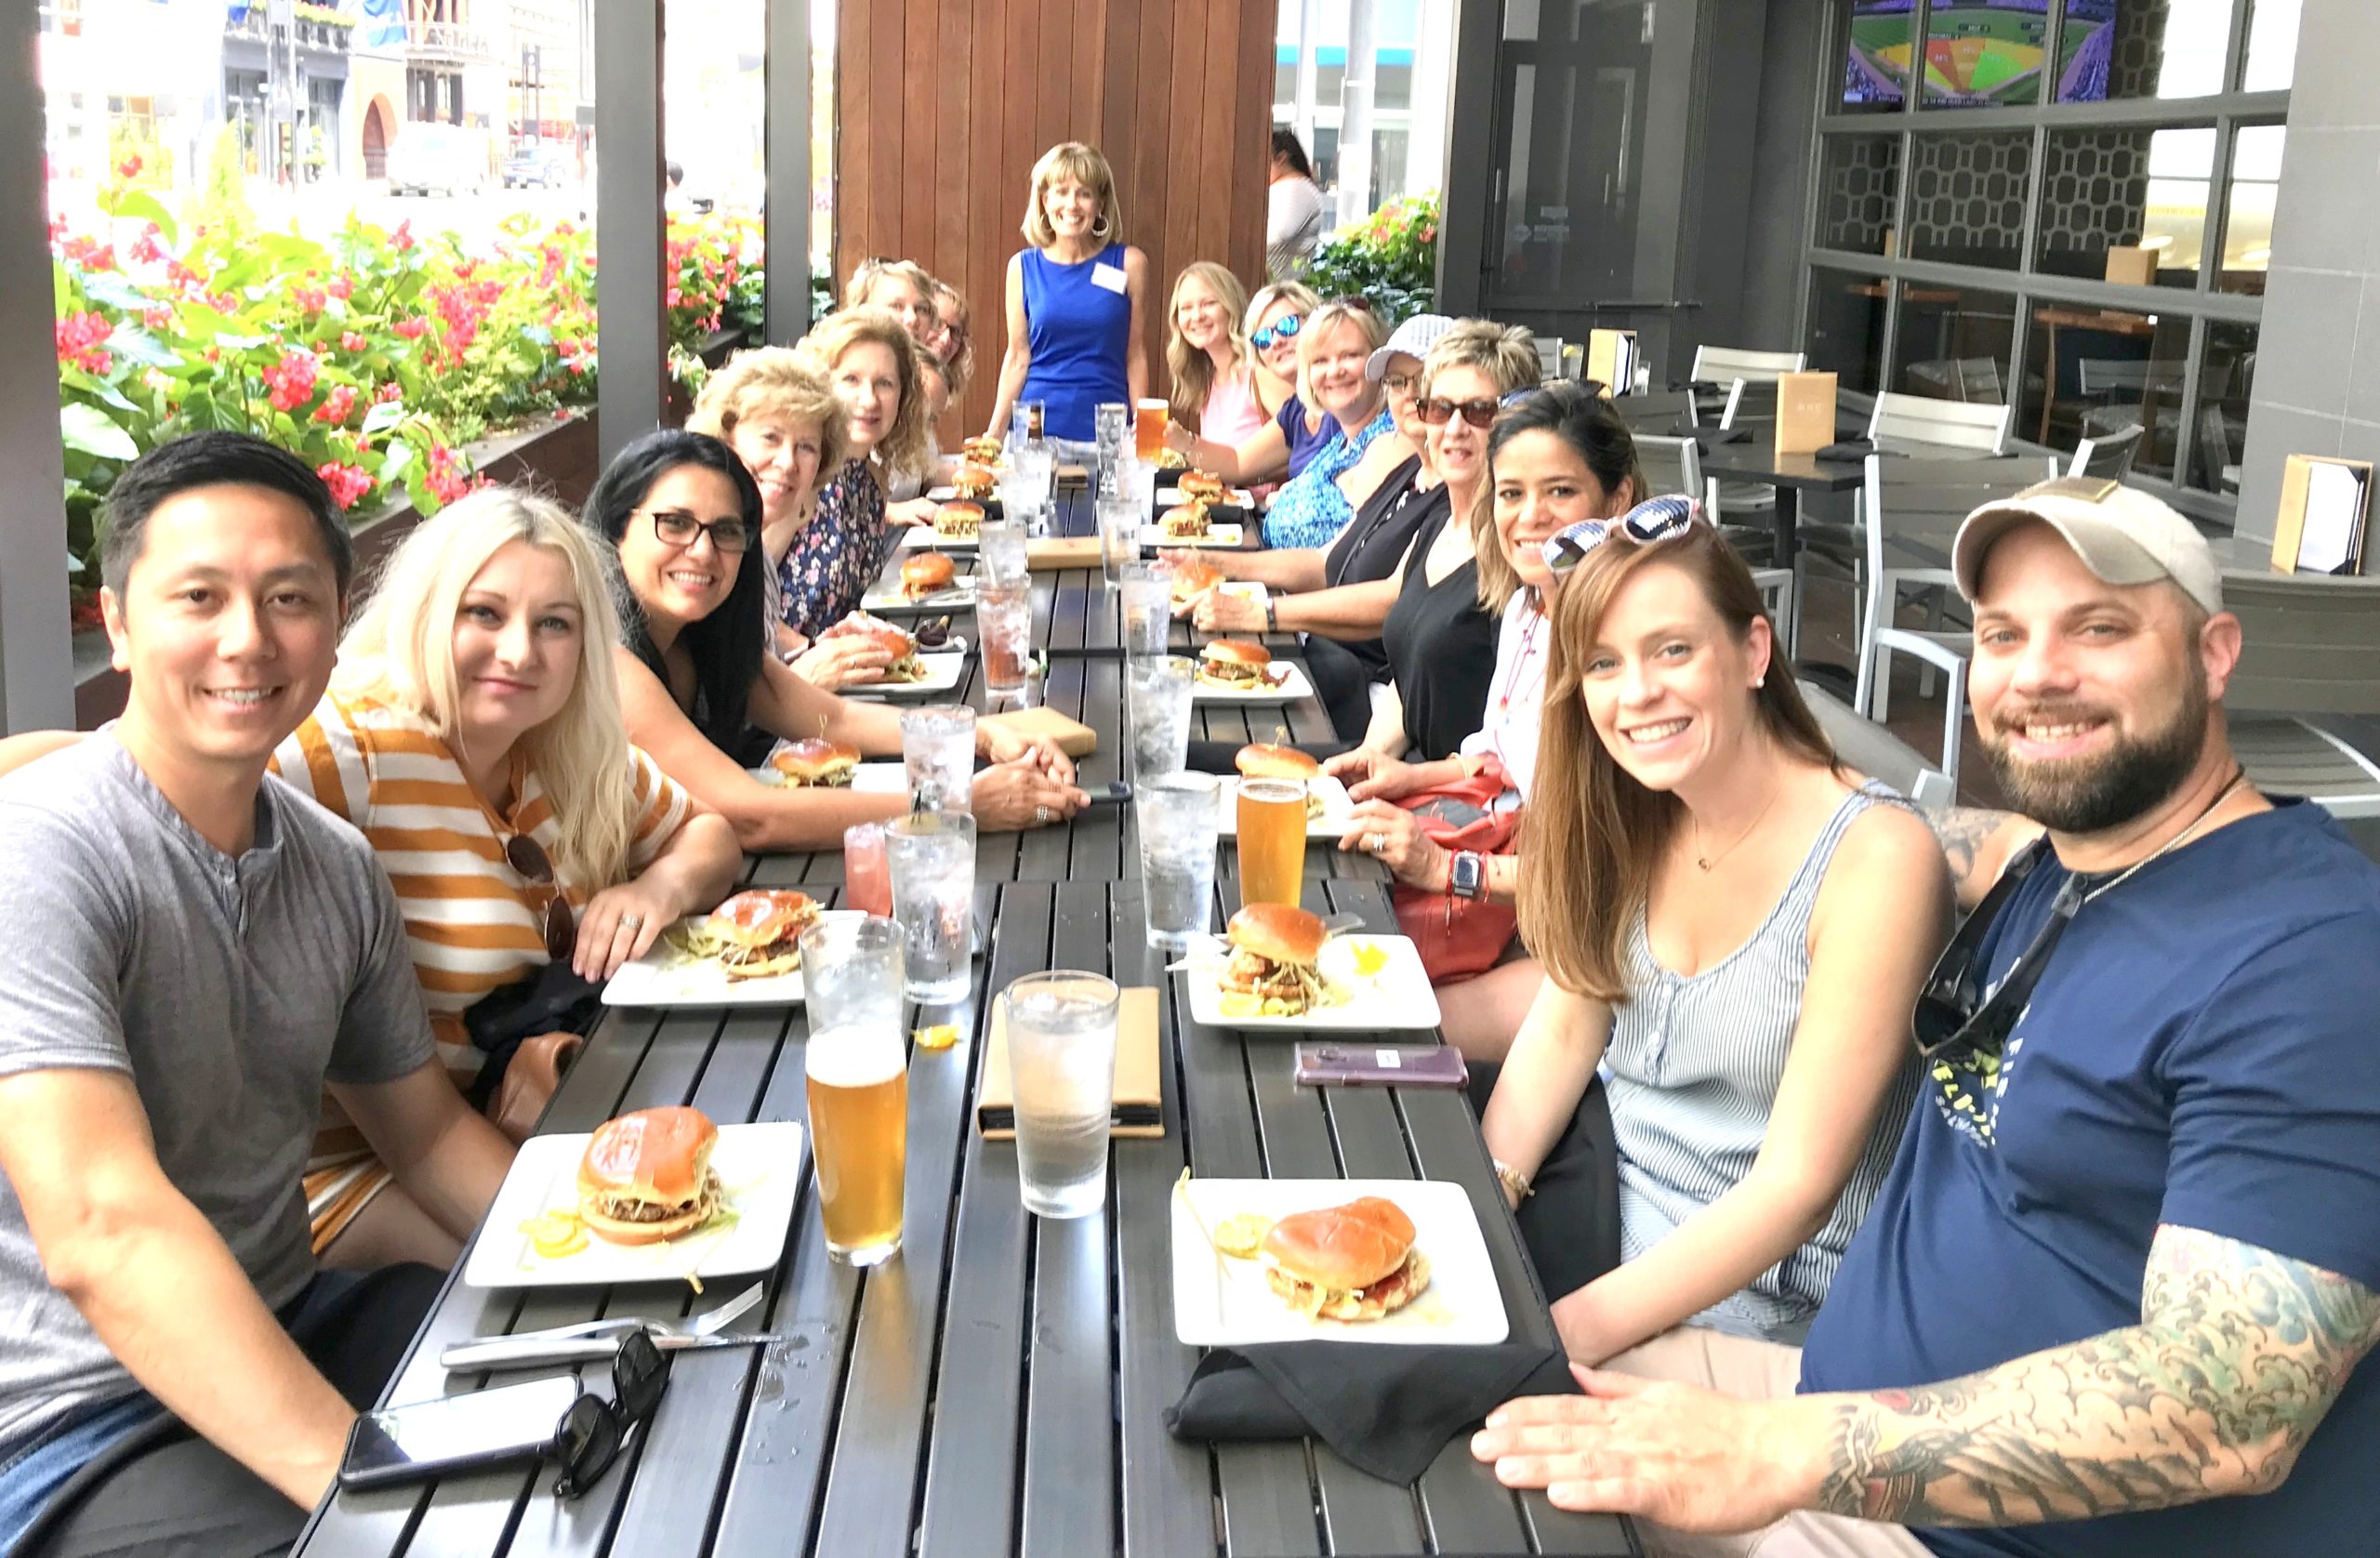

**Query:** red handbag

left=1388, top=757, right=1523, bottom=982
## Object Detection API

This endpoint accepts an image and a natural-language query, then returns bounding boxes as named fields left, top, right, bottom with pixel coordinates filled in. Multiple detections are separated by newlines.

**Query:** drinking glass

left=1125, top=456, right=1159, bottom=529
left=1125, top=654, right=1196, bottom=788
left=1136, top=772, right=1220, bottom=952
left=901, top=705, right=976, bottom=813
left=977, top=580, right=1033, bottom=695
left=800, top=915, right=908, bottom=1265
left=1001, top=971, right=1120, bottom=1219
left=1118, top=562, right=1171, bottom=658
left=977, top=515, right=1027, bottom=585
left=1235, top=777, right=1309, bottom=906
left=1097, top=496, right=1140, bottom=588
left=1133, top=397, right=1170, bottom=463
left=1012, top=401, right=1046, bottom=447
left=886, top=812, right=976, bottom=1004
left=842, top=822, right=893, bottom=918
left=1094, top=402, right=1130, bottom=472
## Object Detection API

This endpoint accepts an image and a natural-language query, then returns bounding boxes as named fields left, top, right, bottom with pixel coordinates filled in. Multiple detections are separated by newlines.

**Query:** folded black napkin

left=1815, top=438, right=1875, bottom=461
left=1166, top=1340, right=1575, bottom=1485
left=1686, top=422, right=1751, bottom=446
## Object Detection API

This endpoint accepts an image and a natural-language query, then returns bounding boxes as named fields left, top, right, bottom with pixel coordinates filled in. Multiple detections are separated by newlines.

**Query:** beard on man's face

left=1980, top=657, right=2212, bottom=836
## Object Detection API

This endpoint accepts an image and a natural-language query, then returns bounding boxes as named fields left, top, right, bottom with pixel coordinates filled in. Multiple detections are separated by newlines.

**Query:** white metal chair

left=1867, top=390, right=2014, bottom=455
left=1800, top=680, right=1958, bottom=809
left=1693, top=350, right=1807, bottom=533
left=2224, top=571, right=2380, bottom=818
left=1638, top=432, right=1795, bottom=649
left=2069, top=423, right=2144, bottom=481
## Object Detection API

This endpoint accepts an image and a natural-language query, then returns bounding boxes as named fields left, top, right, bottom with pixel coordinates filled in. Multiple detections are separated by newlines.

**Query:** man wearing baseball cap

left=1472, top=478, right=2380, bottom=1558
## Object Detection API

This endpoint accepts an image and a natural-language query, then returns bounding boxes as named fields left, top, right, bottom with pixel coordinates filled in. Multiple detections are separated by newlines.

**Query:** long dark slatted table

left=293, top=485, right=1633, bottom=1558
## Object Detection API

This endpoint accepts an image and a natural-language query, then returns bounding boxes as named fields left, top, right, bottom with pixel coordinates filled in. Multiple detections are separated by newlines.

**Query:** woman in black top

left=1377, top=501, right=1498, bottom=759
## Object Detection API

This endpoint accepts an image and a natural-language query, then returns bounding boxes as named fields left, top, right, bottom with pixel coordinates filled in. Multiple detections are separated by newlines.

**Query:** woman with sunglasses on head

left=1474, top=519, right=1948, bottom=1398
left=590, top=430, right=1087, bottom=849
left=983, top=142, right=1149, bottom=454
left=1164, top=262, right=1268, bottom=447
left=1165, top=282, right=1324, bottom=487
left=271, top=487, right=745, bottom=1268
left=846, top=259, right=963, bottom=523
left=1332, top=387, right=1648, bottom=1055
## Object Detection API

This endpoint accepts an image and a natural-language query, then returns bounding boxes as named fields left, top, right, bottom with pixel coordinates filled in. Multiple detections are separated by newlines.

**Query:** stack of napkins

left=976, top=985, right=1163, bottom=1139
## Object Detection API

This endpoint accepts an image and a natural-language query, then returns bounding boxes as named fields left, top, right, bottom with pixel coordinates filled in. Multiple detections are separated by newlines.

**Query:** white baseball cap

left=1952, top=478, right=2223, bottom=615
left=1367, top=313, right=1456, bottom=382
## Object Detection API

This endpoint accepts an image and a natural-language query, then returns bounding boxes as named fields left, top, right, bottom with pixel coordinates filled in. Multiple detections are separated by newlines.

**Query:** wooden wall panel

left=835, top=0, right=1275, bottom=440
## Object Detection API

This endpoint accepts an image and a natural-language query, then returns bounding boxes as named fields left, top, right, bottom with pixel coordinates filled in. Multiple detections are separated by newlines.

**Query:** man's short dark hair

left=1270, top=129, right=1314, bottom=180
left=99, top=431, right=353, bottom=598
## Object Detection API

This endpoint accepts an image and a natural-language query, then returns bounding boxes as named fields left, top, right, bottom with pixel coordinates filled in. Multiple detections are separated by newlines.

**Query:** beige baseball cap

left=1952, top=477, right=2222, bottom=615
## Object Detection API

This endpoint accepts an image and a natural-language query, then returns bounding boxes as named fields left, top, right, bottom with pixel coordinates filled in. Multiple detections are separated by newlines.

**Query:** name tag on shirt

left=1091, top=262, right=1127, bottom=295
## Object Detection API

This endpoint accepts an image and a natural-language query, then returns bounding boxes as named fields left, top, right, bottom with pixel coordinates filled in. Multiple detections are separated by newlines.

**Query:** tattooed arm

left=1923, top=806, right=2042, bottom=912
left=1473, top=1224, right=2380, bottom=1530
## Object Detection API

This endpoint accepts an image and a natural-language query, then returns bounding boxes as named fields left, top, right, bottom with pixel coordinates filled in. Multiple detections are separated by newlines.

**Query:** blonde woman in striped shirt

left=275, top=487, right=742, bottom=1267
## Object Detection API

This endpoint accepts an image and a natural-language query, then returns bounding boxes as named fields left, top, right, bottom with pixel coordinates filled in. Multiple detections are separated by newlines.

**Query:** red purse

left=1388, top=757, right=1522, bottom=982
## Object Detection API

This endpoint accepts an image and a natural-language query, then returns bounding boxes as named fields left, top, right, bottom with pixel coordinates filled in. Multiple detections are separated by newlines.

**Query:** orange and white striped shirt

left=272, top=691, right=694, bottom=1082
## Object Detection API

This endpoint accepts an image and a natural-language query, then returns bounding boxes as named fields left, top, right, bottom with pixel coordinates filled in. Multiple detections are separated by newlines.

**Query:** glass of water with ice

left=1097, top=495, right=1140, bottom=589
left=885, top=812, right=976, bottom=1004
left=1135, top=772, right=1219, bottom=952
left=1000, top=971, right=1120, bottom=1219
left=1124, top=654, right=1196, bottom=788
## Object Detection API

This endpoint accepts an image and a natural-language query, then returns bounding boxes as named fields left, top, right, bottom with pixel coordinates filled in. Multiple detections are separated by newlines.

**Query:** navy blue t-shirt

left=1800, top=800, right=2380, bottom=1558
left=1276, top=394, right=1339, bottom=481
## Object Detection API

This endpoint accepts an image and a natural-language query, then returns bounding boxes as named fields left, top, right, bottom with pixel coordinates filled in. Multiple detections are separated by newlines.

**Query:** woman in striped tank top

left=1477, top=520, right=1950, bottom=1405
left=275, top=489, right=744, bottom=1267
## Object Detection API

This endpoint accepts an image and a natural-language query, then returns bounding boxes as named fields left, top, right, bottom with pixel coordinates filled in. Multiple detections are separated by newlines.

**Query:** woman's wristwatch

left=1263, top=597, right=1278, bottom=632
left=1448, top=850, right=1488, bottom=901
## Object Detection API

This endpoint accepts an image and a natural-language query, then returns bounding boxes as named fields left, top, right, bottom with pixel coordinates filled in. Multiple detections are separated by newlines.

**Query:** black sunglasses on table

left=644, top=507, right=758, bottom=555
left=550, top=1329, right=672, bottom=1499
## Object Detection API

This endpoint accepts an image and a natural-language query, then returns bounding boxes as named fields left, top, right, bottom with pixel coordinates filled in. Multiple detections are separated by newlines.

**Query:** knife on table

left=441, top=1331, right=793, bottom=1372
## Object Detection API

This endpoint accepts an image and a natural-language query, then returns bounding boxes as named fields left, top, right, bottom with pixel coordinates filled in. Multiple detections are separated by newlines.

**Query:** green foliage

left=1303, top=191, right=1441, bottom=324
left=187, top=125, right=255, bottom=241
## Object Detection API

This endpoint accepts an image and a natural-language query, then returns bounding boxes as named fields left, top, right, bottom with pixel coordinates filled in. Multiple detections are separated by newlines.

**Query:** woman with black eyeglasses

left=1474, top=519, right=1948, bottom=1401
left=588, top=431, right=1086, bottom=851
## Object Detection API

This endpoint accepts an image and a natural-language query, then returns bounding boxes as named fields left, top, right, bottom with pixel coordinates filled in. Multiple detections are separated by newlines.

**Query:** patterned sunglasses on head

left=1541, top=495, right=1700, bottom=575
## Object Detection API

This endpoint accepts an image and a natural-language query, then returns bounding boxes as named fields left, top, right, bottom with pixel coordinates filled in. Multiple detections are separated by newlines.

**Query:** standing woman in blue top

left=984, top=142, right=1150, bottom=450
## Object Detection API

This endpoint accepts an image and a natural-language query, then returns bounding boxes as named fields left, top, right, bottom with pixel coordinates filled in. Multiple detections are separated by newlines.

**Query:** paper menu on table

left=2300, top=461, right=2367, bottom=574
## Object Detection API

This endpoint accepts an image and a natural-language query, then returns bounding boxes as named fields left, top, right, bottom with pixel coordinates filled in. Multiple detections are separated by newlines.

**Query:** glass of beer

left=799, top=914, right=908, bottom=1265
left=1133, top=397, right=1170, bottom=462
left=1236, top=778, right=1309, bottom=906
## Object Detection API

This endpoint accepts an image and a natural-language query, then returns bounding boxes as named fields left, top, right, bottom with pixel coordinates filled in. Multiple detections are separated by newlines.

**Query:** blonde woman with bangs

left=984, top=141, right=1149, bottom=450
left=1164, top=261, right=1265, bottom=445
left=273, top=487, right=742, bottom=1266
left=930, top=278, right=974, bottom=399
left=787, top=307, right=933, bottom=640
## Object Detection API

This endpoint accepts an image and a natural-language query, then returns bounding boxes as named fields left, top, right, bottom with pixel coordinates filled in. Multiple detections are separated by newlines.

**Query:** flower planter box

left=72, top=409, right=600, bottom=729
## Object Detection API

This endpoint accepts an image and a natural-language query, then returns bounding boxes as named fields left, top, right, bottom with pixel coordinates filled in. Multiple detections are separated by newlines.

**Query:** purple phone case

left=1291, top=1042, right=1468, bottom=1089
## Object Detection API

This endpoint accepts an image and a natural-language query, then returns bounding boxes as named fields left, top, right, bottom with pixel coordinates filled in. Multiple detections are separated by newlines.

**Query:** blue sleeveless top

left=1019, top=242, right=1131, bottom=442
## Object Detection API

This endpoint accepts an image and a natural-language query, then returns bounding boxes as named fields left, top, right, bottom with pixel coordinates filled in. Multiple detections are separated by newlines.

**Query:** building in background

left=222, top=1, right=358, bottom=183
left=38, top=0, right=227, bottom=208
left=1276, top=0, right=1455, bottom=231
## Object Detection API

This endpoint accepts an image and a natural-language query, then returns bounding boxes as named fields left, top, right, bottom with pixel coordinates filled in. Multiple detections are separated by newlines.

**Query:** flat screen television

left=1844, top=0, right=2114, bottom=109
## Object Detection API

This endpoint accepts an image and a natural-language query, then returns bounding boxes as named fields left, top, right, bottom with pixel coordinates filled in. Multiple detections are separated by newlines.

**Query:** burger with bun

left=769, top=737, right=860, bottom=788
left=932, top=500, right=983, bottom=541
left=1236, top=742, right=1326, bottom=820
left=1169, top=557, right=1222, bottom=610
left=576, top=1105, right=725, bottom=1246
left=1177, top=470, right=1224, bottom=503
left=953, top=460, right=998, bottom=501
left=822, top=611, right=927, bottom=682
left=1197, top=639, right=1281, bottom=692
left=1159, top=499, right=1212, bottom=539
left=703, top=889, right=822, bottom=980
left=901, top=550, right=958, bottom=601
left=1261, top=1196, right=1431, bottom=1321
left=1219, top=902, right=1335, bottom=1016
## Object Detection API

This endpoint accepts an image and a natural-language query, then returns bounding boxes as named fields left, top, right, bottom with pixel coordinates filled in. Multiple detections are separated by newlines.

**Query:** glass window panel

left=2218, top=125, right=2284, bottom=294
left=2189, top=322, right=2257, bottom=495
left=1907, top=132, right=2030, bottom=271
left=2055, top=0, right=2233, bottom=103
left=2020, top=308, right=2188, bottom=481
left=1892, top=284, right=2018, bottom=408
left=2241, top=0, right=2301, bottom=91
left=1805, top=269, right=1890, bottom=397
left=2036, top=126, right=2207, bottom=284
left=1378, top=61, right=1414, bottom=112
left=1842, top=0, right=1910, bottom=112
left=1921, top=1, right=2058, bottom=108
left=1817, top=134, right=1901, bottom=257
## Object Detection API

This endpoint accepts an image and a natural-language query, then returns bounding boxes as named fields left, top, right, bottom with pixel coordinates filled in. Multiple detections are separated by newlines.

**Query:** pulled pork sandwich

left=961, top=434, right=1004, bottom=465
left=901, top=550, right=958, bottom=601
left=953, top=460, right=999, bottom=501
left=823, top=611, right=927, bottom=681
left=932, top=500, right=983, bottom=540
left=1219, top=902, right=1333, bottom=1017
left=1197, top=639, right=1278, bottom=692
left=1236, top=742, right=1326, bottom=819
left=1159, top=498, right=1213, bottom=539
left=1177, top=469, right=1225, bottom=503
left=1261, top=1195, right=1431, bottom=1321
left=576, top=1106, right=725, bottom=1247
left=768, top=737, right=860, bottom=788
left=702, top=889, right=822, bottom=980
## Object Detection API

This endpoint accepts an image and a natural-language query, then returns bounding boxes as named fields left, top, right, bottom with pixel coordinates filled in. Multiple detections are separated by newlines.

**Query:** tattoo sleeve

left=1812, top=1226, right=2380, bottom=1527
left=1921, top=806, right=2024, bottom=911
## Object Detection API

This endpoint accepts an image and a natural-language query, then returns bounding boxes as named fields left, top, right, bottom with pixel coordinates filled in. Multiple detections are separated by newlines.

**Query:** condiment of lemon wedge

left=1213, top=1213, right=1273, bottom=1259
left=914, top=1023, right=959, bottom=1051
left=519, top=1211, right=588, bottom=1259
left=1344, top=940, right=1391, bottom=979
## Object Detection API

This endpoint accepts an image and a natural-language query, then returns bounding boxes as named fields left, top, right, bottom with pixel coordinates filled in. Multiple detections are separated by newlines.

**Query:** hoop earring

left=1091, top=213, right=1113, bottom=242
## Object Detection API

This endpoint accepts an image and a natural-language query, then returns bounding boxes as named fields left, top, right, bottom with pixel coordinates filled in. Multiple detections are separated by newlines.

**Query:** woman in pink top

left=1164, top=261, right=1268, bottom=446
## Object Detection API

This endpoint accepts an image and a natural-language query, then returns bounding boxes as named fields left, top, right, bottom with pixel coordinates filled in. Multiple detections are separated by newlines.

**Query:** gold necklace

left=1692, top=781, right=1781, bottom=873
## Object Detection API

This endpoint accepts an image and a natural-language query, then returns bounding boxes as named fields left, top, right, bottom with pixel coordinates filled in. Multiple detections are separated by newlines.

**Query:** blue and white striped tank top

left=1605, top=780, right=1921, bottom=1344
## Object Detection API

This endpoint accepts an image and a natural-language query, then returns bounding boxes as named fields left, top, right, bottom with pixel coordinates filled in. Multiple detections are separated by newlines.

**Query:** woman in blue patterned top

left=984, top=142, right=1149, bottom=447
left=1256, top=299, right=1395, bottom=549
left=783, top=309, right=932, bottom=658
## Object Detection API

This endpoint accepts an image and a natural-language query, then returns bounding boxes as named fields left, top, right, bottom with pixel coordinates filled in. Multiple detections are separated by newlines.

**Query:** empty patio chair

left=1800, top=680, right=1957, bottom=809
left=2224, top=570, right=2380, bottom=818
left=1867, top=390, right=2014, bottom=455
left=2069, top=422, right=2145, bottom=481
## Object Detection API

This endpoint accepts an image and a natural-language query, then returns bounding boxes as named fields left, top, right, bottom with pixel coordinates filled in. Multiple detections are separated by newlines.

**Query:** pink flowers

left=59, top=236, right=115, bottom=271
left=312, top=384, right=358, bottom=426
left=375, top=381, right=403, bottom=403
left=390, top=220, right=416, bottom=254
left=263, top=349, right=320, bottom=413
left=116, top=153, right=142, bottom=180
left=327, top=275, right=354, bottom=301
left=129, top=225, right=165, bottom=266
left=424, top=445, right=471, bottom=506
left=142, top=305, right=174, bottom=332
left=316, top=461, right=374, bottom=512
left=340, top=331, right=369, bottom=353
left=55, top=312, right=113, bottom=375
left=392, top=317, right=428, bottom=339
left=293, top=285, right=328, bottom=315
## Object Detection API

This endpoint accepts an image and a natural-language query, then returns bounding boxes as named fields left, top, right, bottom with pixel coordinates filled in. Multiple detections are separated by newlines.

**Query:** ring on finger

left=1366, top=832, right=1387, bottom=854
left=619, top=913, right=645, bottom=931
left=1035, top=804, right=1053, bottom=825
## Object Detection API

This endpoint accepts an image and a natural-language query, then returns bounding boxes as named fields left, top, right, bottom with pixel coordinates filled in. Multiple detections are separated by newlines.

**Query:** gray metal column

left=1339, top=0, right=1378, bottom=226
left=0, top=4, right=73, bottom=733
left=762, top=0, right=812, bottom=346
left=1434, top=0, right=1501, bottom=319
left=595, top=0, right=667, bottom=463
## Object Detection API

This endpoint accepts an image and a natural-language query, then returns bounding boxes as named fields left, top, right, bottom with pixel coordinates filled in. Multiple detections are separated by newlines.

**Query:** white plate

left=1183, top=931, right=1442, bottom=1032
left=900, top=526, right=978, bottom=552
left=1140, top=523, right=1245, bottom=548
left=1190, top=661, right=1314, bottom=706
left=1170, top=1178, right=1507, bottom=1346
left=856, top=652, right=967, bottom=697
left=1215, top=775, right=1354, bottom=838
left=464, top=1121, right=807, bottom=1289
left=602, top=916, right=807, bottom=1007
left=750, top=760, right=910, bottom=797
left=862, top=577, right=977, bottom=614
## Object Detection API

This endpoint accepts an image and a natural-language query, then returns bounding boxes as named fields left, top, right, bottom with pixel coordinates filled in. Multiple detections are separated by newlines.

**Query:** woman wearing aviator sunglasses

left=1473, top=521, right=1949, bottom=1394
left=272, top=488, right=745, bottom=1268
left=1163, top=281, right=1328, bottom=485
left=590, top=431, right=1087, bottom=849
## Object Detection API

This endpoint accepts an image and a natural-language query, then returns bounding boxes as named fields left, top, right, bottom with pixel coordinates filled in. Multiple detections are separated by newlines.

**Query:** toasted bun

left=707, top=889, right=821, bottom=949
left=770, top=738, right=860, bottom=784
left=822, top=611, right=917, bottom=658
left=1202, top=639, right=1271, bottom=668
left=1236, top=743, right=1319, bottom=781
left=1178, top=470, right=1224, bottom=500
left=903, top=551, right=956, bottom=592
left=1170, top=559, right=1222, bottom=602
left=1225, top=902, right=1327, bottom=968
left=576, top=1106, right=718, bottom=1208
left=1263, top=1199, right=1414, bottom=1291
left=576, top=1196, right=713, bottom=1248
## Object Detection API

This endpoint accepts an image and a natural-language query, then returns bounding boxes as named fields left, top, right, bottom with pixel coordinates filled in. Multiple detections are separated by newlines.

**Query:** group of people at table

left=0, top=137, right=2373, bottom=1558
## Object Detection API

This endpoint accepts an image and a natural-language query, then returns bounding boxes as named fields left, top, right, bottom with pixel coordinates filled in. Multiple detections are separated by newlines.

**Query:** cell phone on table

left=337, top=1374, right=579, bottom=1491
left=1079, top=781, right=1131, bottom=806
left=1291, top=1042, right=1469, bottom=1089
